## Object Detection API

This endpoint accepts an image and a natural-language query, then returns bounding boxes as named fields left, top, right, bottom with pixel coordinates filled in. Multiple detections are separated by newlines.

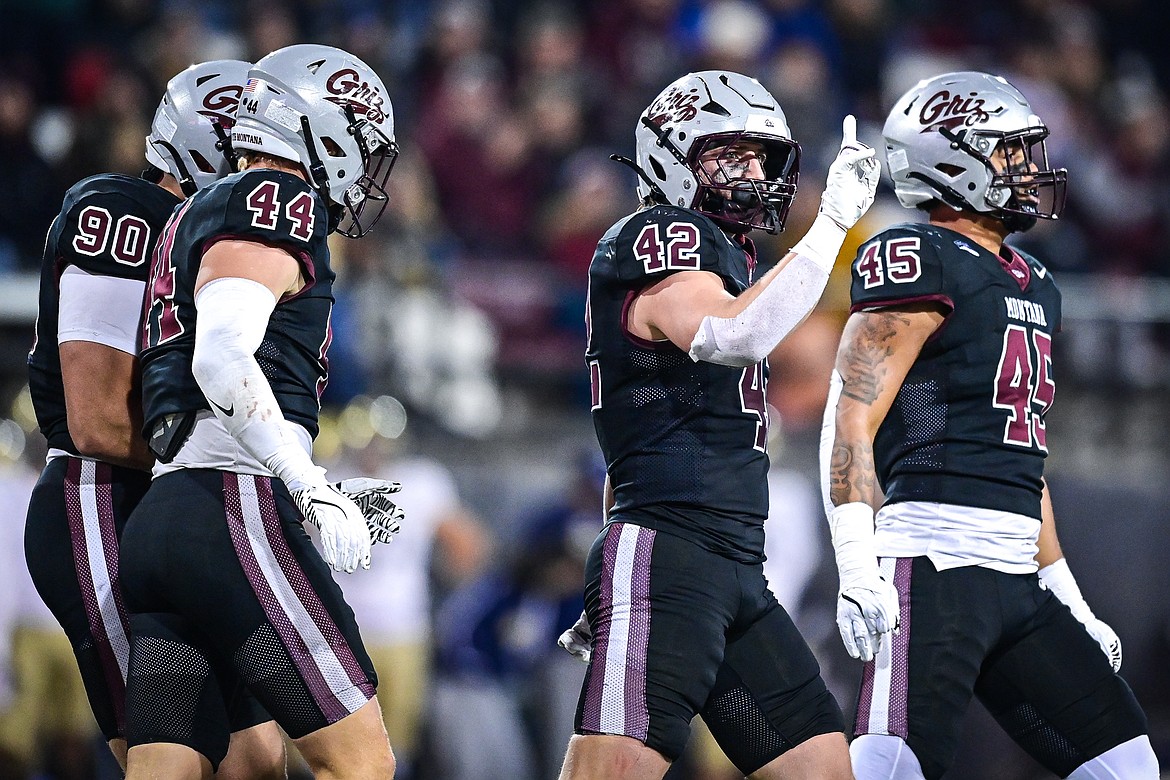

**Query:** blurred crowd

left=4, top=0, right=1170, bottom=411
left=2, top=0, right=1170, bottom=778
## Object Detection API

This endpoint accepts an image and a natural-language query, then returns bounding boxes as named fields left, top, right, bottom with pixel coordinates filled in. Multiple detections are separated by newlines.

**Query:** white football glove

left=829, top=502, right=900, bottom=662
left=332, top=478, right=404, bottom=545
left=818, top=115, right=881, bottom=231
left=557, top=610, right=593, bottom=664
left=1039, top=558, right=1122, bottom=672
left=292, top=483, right=373, bottom=573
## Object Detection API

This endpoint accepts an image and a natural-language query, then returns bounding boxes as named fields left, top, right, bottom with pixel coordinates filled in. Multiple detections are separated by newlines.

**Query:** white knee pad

left=1066, top=735, right=1160, bottom=779
left=850, top=734, right=926, bottom=780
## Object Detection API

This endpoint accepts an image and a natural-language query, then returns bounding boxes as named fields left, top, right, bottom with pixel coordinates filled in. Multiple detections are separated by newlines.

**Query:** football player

left=23, top=60, right=290, bottom=778
left=119, top=44, right=402, bottom=780
left=822, top=71, right=1159, bottom=779
left=557, top=70, right=879, bottom=779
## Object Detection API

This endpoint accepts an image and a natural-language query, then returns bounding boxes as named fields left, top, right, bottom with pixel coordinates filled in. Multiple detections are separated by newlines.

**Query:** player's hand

left=1038, top=558, right=1121, bottom=672
left=558, top=610, right=593, bottom=664
left=837, top=577, right=900, bottom=662
left=332, top=478, right=404, bottom=545
left=293, top=483, right=373, bottom=573
left=1082, top=617, right=1123, bottom=672
left=819, top=115, right=880, bottom=231
left=828, top=502, right=899, bottom=662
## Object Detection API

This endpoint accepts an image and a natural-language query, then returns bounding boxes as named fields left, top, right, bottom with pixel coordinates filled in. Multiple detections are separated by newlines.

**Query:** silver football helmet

left=883, top=71, right=1067, bottom=232
left=145, top=59, right=252, bottom=196
left=231, top=44, right=398, bottom=238
left=632, top=70, right=800, bottom=234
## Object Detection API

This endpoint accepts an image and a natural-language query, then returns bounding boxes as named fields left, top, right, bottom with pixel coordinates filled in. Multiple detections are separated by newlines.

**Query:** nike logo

left=1034, top=265, right=1047, bottom=278
left=210, top=399, right=235, bottom=417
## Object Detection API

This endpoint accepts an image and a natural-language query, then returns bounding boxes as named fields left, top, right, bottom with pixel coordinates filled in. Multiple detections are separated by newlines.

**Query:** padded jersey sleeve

left=55, top=190, right=160, bottom=282
left=57, top=266, right=146, bottom=353
left=848, top=223, right=954, bottom=314
left=201, top=170, right=330, bottom=283
left=611, top=206, right=743, bottom=289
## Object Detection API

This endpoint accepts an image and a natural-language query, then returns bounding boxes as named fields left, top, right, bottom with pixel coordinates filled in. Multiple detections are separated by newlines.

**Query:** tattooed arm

left=819, top=302, right=944, bottom=661
left=829, top=303, right=946, bottom=508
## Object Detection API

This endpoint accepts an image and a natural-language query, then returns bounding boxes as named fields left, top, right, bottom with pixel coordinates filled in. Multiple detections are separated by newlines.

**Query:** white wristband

left=790, top=212, right=849, bottom=274
left=829, top=501, right=878, bottom=584
left=1038, top=558, right=1095, bottom=623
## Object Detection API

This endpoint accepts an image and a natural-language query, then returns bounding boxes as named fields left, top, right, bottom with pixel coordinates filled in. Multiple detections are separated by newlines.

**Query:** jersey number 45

left=993, top=325, right=1054, bottom=451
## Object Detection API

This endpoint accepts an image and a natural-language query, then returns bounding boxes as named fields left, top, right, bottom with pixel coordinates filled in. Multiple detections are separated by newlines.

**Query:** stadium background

left=0, top=0, right=1168, bottom=777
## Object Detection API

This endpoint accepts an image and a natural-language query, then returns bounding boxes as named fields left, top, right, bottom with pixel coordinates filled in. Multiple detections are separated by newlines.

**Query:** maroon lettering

left=918, top=89, right=997, bottom=131
left=325, top=68, right=387, bottom=123
left=739, top=363, right=768, bottom=453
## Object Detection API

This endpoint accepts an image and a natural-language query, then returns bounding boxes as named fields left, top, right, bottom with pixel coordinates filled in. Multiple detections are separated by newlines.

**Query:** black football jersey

left=587, top=205, right=770, bottom=563
left=140, top=169, right=333, bottom=440
left=28, top=174, right=180, bottom=454
left=849, top=222, right=1062, bottom=519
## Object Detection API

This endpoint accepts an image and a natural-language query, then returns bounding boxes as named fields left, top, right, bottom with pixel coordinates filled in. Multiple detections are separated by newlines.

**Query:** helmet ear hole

left=648, top=156, right=667, bottom=182
left=321, top=137, right=346, bottom=157
left=936, top=163, right=965, bottom=177
left=188, top=150, right=217, bottom=174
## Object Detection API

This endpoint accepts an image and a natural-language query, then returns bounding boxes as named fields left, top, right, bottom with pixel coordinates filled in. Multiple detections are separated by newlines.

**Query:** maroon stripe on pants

left=222, top=472, right=349, bottom=722
left=65, top=458, right=127, bottom=733
left=579, top=523, right=655, bottom=739
left=888, top=557, right=914, bottom=738
left=252, top=477, right=373, bottom=698
left=580, top=523, right=625, bottom=733
left=853, top=557, right=914, bottom=739
left=622, top=526, right=654, bottom=740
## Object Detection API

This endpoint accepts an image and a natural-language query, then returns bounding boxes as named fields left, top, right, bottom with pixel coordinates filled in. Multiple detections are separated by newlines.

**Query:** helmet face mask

left=978, top=128, right=1066, bottom=231
left=232, top=44, right=397, bottom=238
left=634, top=71, right=801, bottom=234
left=145, top=60, right=252, bottom=195
left=332, top=105, right=399, bottom=238
left=688, top=131, right=799, bottom=234
left=884, top=71, right=1067, bottom=232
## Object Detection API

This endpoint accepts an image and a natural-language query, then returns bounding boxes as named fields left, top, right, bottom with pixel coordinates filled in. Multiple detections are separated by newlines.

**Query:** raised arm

left=631, top=116, right=880, bottom=366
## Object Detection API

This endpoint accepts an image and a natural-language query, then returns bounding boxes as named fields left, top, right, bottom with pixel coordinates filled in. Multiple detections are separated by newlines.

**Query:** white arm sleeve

left=58, top=266, right=147, bottom=354
left=688, top=214, right=847, bottom=367
left=819, top=368, right=845, bottom=517
left=192, top=277, right=326, bottom=492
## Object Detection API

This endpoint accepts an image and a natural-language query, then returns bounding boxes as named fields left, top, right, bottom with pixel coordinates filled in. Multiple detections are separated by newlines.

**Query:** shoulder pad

left=611, top=205, right=746, bottom=285
left=194, top=169, right=329, bottom=250
left=55, top=174, right=180, bottom=280
left=849, top=222, right=952, bottom=312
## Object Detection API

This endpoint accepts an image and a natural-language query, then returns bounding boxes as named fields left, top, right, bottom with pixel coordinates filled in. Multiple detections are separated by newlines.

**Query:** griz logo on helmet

left=198, top=84, right=242, bottom=129
left=325, top=68, right=388, bottom=124
left=914, top=89, right=1007, bottom=134
left=646, top=86, right=701, bottom=126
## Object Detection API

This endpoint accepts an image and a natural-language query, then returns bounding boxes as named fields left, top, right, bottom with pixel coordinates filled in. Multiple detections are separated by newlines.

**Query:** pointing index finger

left=841, top=114, right=858, bottom=149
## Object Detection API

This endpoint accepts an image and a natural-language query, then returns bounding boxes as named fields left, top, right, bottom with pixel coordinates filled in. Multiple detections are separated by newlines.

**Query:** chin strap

left=299, top=114, right=332, bottom=205
left=609, top=154, right=668, bottom=204
left=149, top=139, right=197, bottom=196
left=212, top=122, right=239, bottom=172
